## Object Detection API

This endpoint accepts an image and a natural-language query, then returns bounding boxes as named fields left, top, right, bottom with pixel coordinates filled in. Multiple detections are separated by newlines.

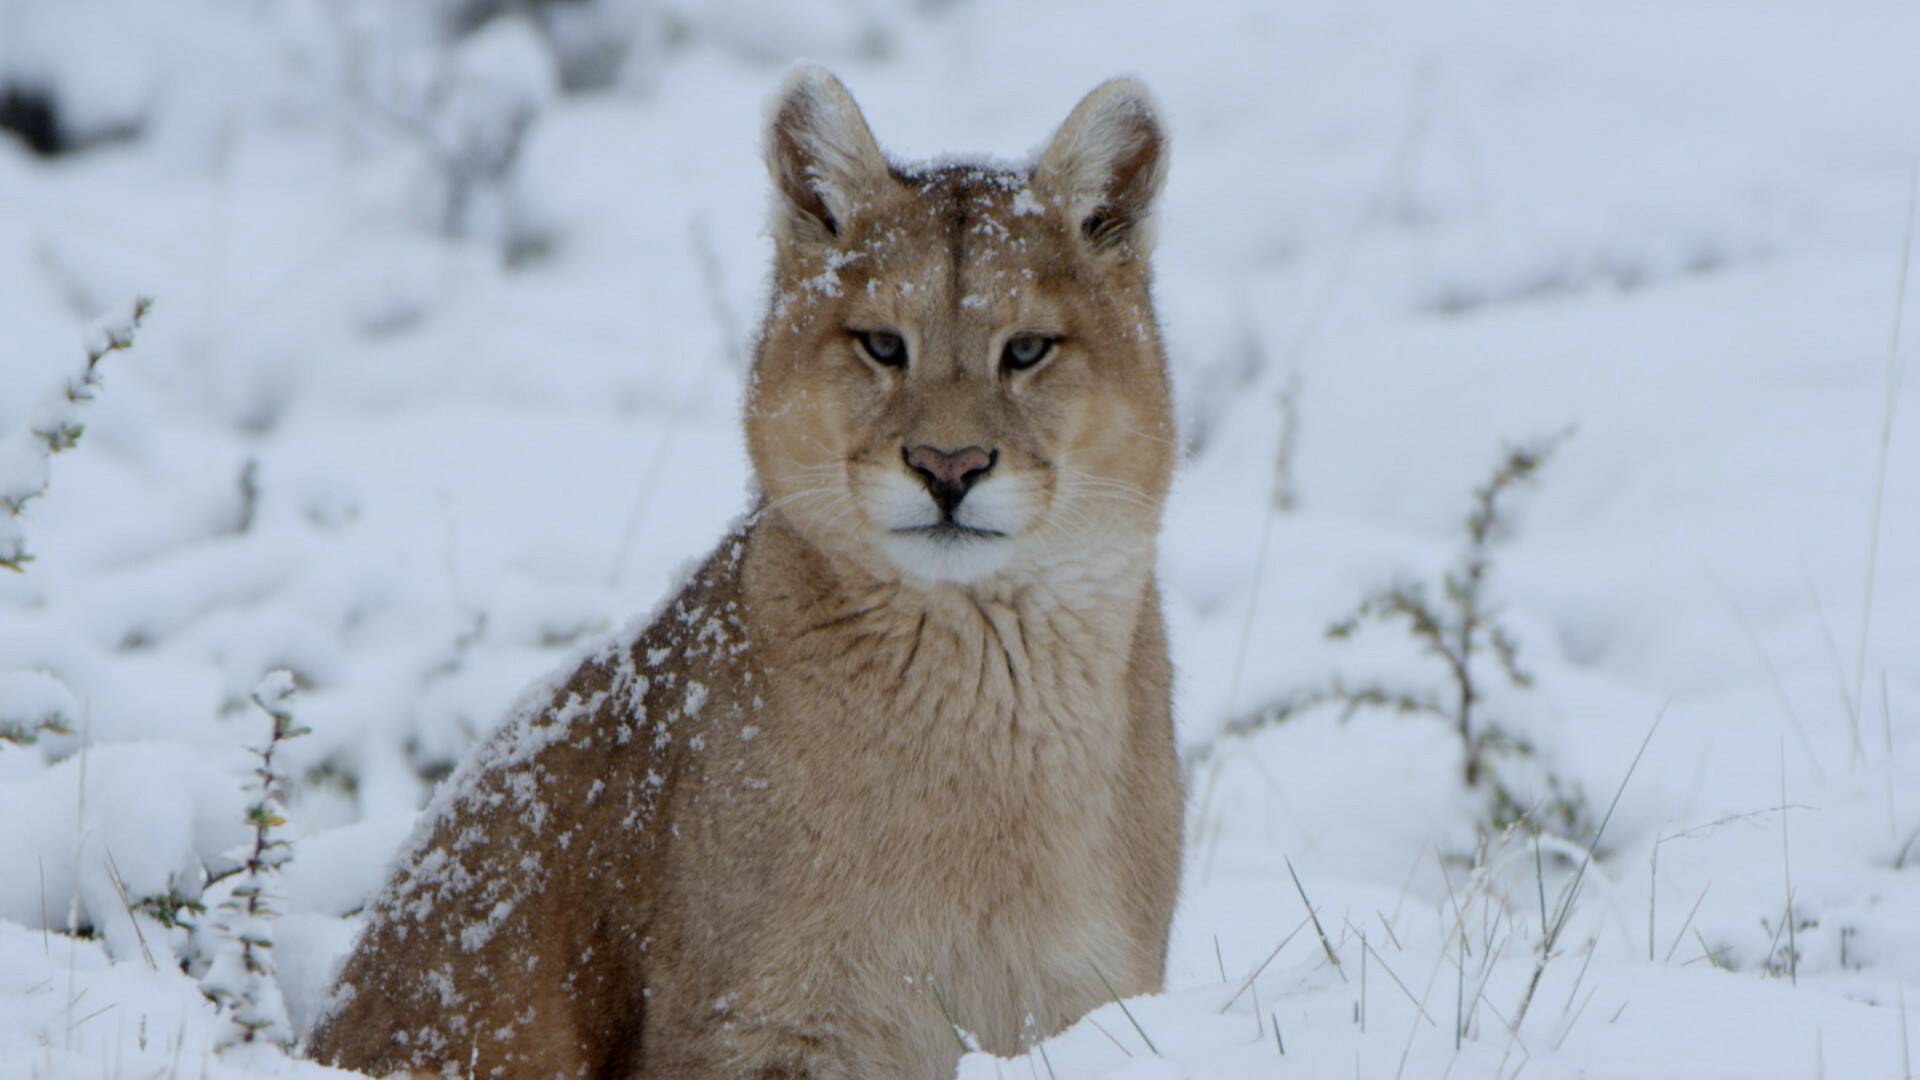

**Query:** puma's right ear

left=763, top=66, right=891, bottom=246
left=1032, top=78, right=1169, bottom=256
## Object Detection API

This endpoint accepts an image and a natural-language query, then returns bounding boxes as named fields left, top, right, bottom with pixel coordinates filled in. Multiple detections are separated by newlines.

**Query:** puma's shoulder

left=306, top=527, right=756, bottom=1075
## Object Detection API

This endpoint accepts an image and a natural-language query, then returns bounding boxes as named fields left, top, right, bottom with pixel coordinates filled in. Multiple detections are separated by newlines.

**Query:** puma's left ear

left=1032, top=78, right=1169, bottom=255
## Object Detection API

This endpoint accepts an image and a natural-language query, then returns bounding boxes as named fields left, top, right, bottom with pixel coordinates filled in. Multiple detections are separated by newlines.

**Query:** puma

left=308, top=66, right=1183, bottom=1079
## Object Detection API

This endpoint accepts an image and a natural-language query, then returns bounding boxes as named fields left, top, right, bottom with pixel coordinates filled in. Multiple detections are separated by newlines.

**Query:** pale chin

left=877, top=530, right=1018, bottom=584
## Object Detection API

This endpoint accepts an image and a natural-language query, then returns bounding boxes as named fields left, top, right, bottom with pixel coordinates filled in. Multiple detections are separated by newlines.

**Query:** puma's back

left=308, top=68, right=1183, bottom=1080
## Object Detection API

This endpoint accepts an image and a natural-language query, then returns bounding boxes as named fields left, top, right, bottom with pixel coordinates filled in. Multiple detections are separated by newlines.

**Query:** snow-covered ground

left=4, top=1, right=1919, bottom=1077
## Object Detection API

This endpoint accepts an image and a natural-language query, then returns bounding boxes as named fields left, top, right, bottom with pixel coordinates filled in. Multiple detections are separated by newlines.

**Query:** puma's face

left=746, top=70, right=1176, bottom=587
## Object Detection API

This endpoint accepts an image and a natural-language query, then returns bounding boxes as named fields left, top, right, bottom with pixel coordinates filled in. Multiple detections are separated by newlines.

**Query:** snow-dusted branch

left=0, top=669, right=81, bottom=748
left=0, top=296, right=152, bottom=572
left=200, top=670, right=308, bottom=1052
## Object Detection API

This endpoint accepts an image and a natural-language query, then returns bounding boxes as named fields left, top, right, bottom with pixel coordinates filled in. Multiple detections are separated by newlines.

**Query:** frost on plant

left=0, top=669, right=81, bottom=747
left=1227, top=431, right=1591, bottom=839
left=0, top=295, right=152, bottom=572
left=200, top=670, right=308, bottom=1052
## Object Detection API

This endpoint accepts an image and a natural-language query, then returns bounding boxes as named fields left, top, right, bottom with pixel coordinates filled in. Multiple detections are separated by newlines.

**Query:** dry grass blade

left=1346, top=918, right=1436, bottom=1026
left=1898, top=983, right=1912, bottom=1080
left=1802, top=574, right=1862, bottom=765
left=101, top=848, right=156, bottom=972
left=1689, top=928, right=1730, bottom=971
left=1663, top=883, right=1712, bottom=963
left=1557, top=940, right=1597, bottom=1018
left=1033, top=1036, right=1057, bottom=1080
left=1219, top=913, right=1312, bottom=1013
left=1512, top=708, right=1663, bottom=1032
left=1780, top=743, right=1797, bottom=985
left=925, top=977, right=970, bottom=1055
left=1286, top=856, right=1347, bottom=982
left=1081, top=1012, right=1132, bottom=1059
left=1534, top=826, right=1548, bottom=937
left=1885, top=669, right=1899, bottom=840
left=1552, top=985, right=1599, bottom=1052
left=1089, top=962, right=1159, bottom=1056
left=1716, top=576, right=1826, bottom=783
left=1378, top=909, right=1405, bottom=951
left=1855, top=167, right=1917, bottom=741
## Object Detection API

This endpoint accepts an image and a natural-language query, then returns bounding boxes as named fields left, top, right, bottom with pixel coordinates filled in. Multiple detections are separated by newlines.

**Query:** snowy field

left=4, top=1, right=1919, bottom=1077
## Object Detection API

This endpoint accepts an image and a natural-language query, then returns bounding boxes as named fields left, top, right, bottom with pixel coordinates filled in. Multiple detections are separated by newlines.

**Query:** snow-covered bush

left=351, top=15, right=561, bottom=261
left=0, top=297, right=151, bottom=573
left=0, top=670, right=80, bottom=748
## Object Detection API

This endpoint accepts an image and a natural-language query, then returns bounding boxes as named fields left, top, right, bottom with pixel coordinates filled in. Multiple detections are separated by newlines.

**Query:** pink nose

left=903, top=444, right=996, bottom=515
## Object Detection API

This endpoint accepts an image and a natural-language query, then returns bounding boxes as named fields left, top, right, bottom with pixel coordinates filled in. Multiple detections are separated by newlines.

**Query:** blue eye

left=1002, top=335, right=1054, bottom=371
left=857, top=330, right=907, bottom=367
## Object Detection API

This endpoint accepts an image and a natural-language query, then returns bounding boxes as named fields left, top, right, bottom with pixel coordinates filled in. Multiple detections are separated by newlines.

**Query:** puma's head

left=745, top=67, right=1175, bottom=587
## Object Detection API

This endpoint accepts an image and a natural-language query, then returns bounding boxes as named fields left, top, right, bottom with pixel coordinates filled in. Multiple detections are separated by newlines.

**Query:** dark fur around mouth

left=892, top=522, right=1006, bottom=542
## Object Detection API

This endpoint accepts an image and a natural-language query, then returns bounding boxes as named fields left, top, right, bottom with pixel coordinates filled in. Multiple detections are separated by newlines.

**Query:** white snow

left=2, top=1, right=1918, bottom=1077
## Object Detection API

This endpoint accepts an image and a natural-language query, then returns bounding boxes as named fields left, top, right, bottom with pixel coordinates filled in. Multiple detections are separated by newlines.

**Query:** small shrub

left=200, top=671, right=308, bottom=1051
left=1221, top=431, right=1590, bottom=839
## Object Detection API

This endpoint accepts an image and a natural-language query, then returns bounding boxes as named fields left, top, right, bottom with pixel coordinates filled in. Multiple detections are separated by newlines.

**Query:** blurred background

left=2, top=1, right=1919, bottom=1076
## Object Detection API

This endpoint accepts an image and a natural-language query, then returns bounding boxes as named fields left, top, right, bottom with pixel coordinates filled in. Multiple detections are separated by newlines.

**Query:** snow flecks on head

left=799, top=249, right=865, bottom=298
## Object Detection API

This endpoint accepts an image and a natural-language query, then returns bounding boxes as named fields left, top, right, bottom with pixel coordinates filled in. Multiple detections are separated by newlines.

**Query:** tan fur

left=307, top=68, right=1182, bottom=1079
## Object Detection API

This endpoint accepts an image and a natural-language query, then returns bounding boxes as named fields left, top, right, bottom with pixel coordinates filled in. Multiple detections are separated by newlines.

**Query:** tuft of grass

left=1510, top=710, right=1661, bottom=1036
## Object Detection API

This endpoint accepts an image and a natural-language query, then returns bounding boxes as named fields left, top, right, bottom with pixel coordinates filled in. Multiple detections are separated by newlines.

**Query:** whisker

left=1056, top=485, right=1158, bottom=512
left=760, top=486, right=845, bottom=516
